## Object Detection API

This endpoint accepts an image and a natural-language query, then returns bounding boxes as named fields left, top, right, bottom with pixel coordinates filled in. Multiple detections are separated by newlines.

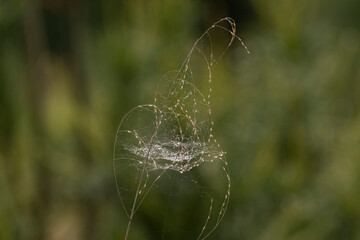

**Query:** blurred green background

left=1, top=0, right=360, bottom=239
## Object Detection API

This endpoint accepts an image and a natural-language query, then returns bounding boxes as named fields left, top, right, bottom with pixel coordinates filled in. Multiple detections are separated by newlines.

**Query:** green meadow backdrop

left=1, top=0, right=360, bottom=239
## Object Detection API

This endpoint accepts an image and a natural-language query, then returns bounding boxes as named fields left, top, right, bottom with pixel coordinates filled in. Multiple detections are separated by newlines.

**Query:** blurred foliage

left=0, top=0, right=360, bottom=239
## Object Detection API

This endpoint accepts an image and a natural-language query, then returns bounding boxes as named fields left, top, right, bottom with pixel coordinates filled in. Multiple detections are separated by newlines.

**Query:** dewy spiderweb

left=113, top=17, right=249, bottom=240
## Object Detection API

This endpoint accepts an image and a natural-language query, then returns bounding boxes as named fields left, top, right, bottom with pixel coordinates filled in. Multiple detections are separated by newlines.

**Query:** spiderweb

left=113, top=17, right=249, bottom=240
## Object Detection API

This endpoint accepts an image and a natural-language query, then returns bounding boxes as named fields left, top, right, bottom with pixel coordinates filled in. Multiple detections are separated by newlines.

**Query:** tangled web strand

left=113, top=17, right=249, bottom=240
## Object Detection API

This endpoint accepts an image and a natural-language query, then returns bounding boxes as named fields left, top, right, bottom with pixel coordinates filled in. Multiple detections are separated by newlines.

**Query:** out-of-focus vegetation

left=1, top=0, right=360, bottom=239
